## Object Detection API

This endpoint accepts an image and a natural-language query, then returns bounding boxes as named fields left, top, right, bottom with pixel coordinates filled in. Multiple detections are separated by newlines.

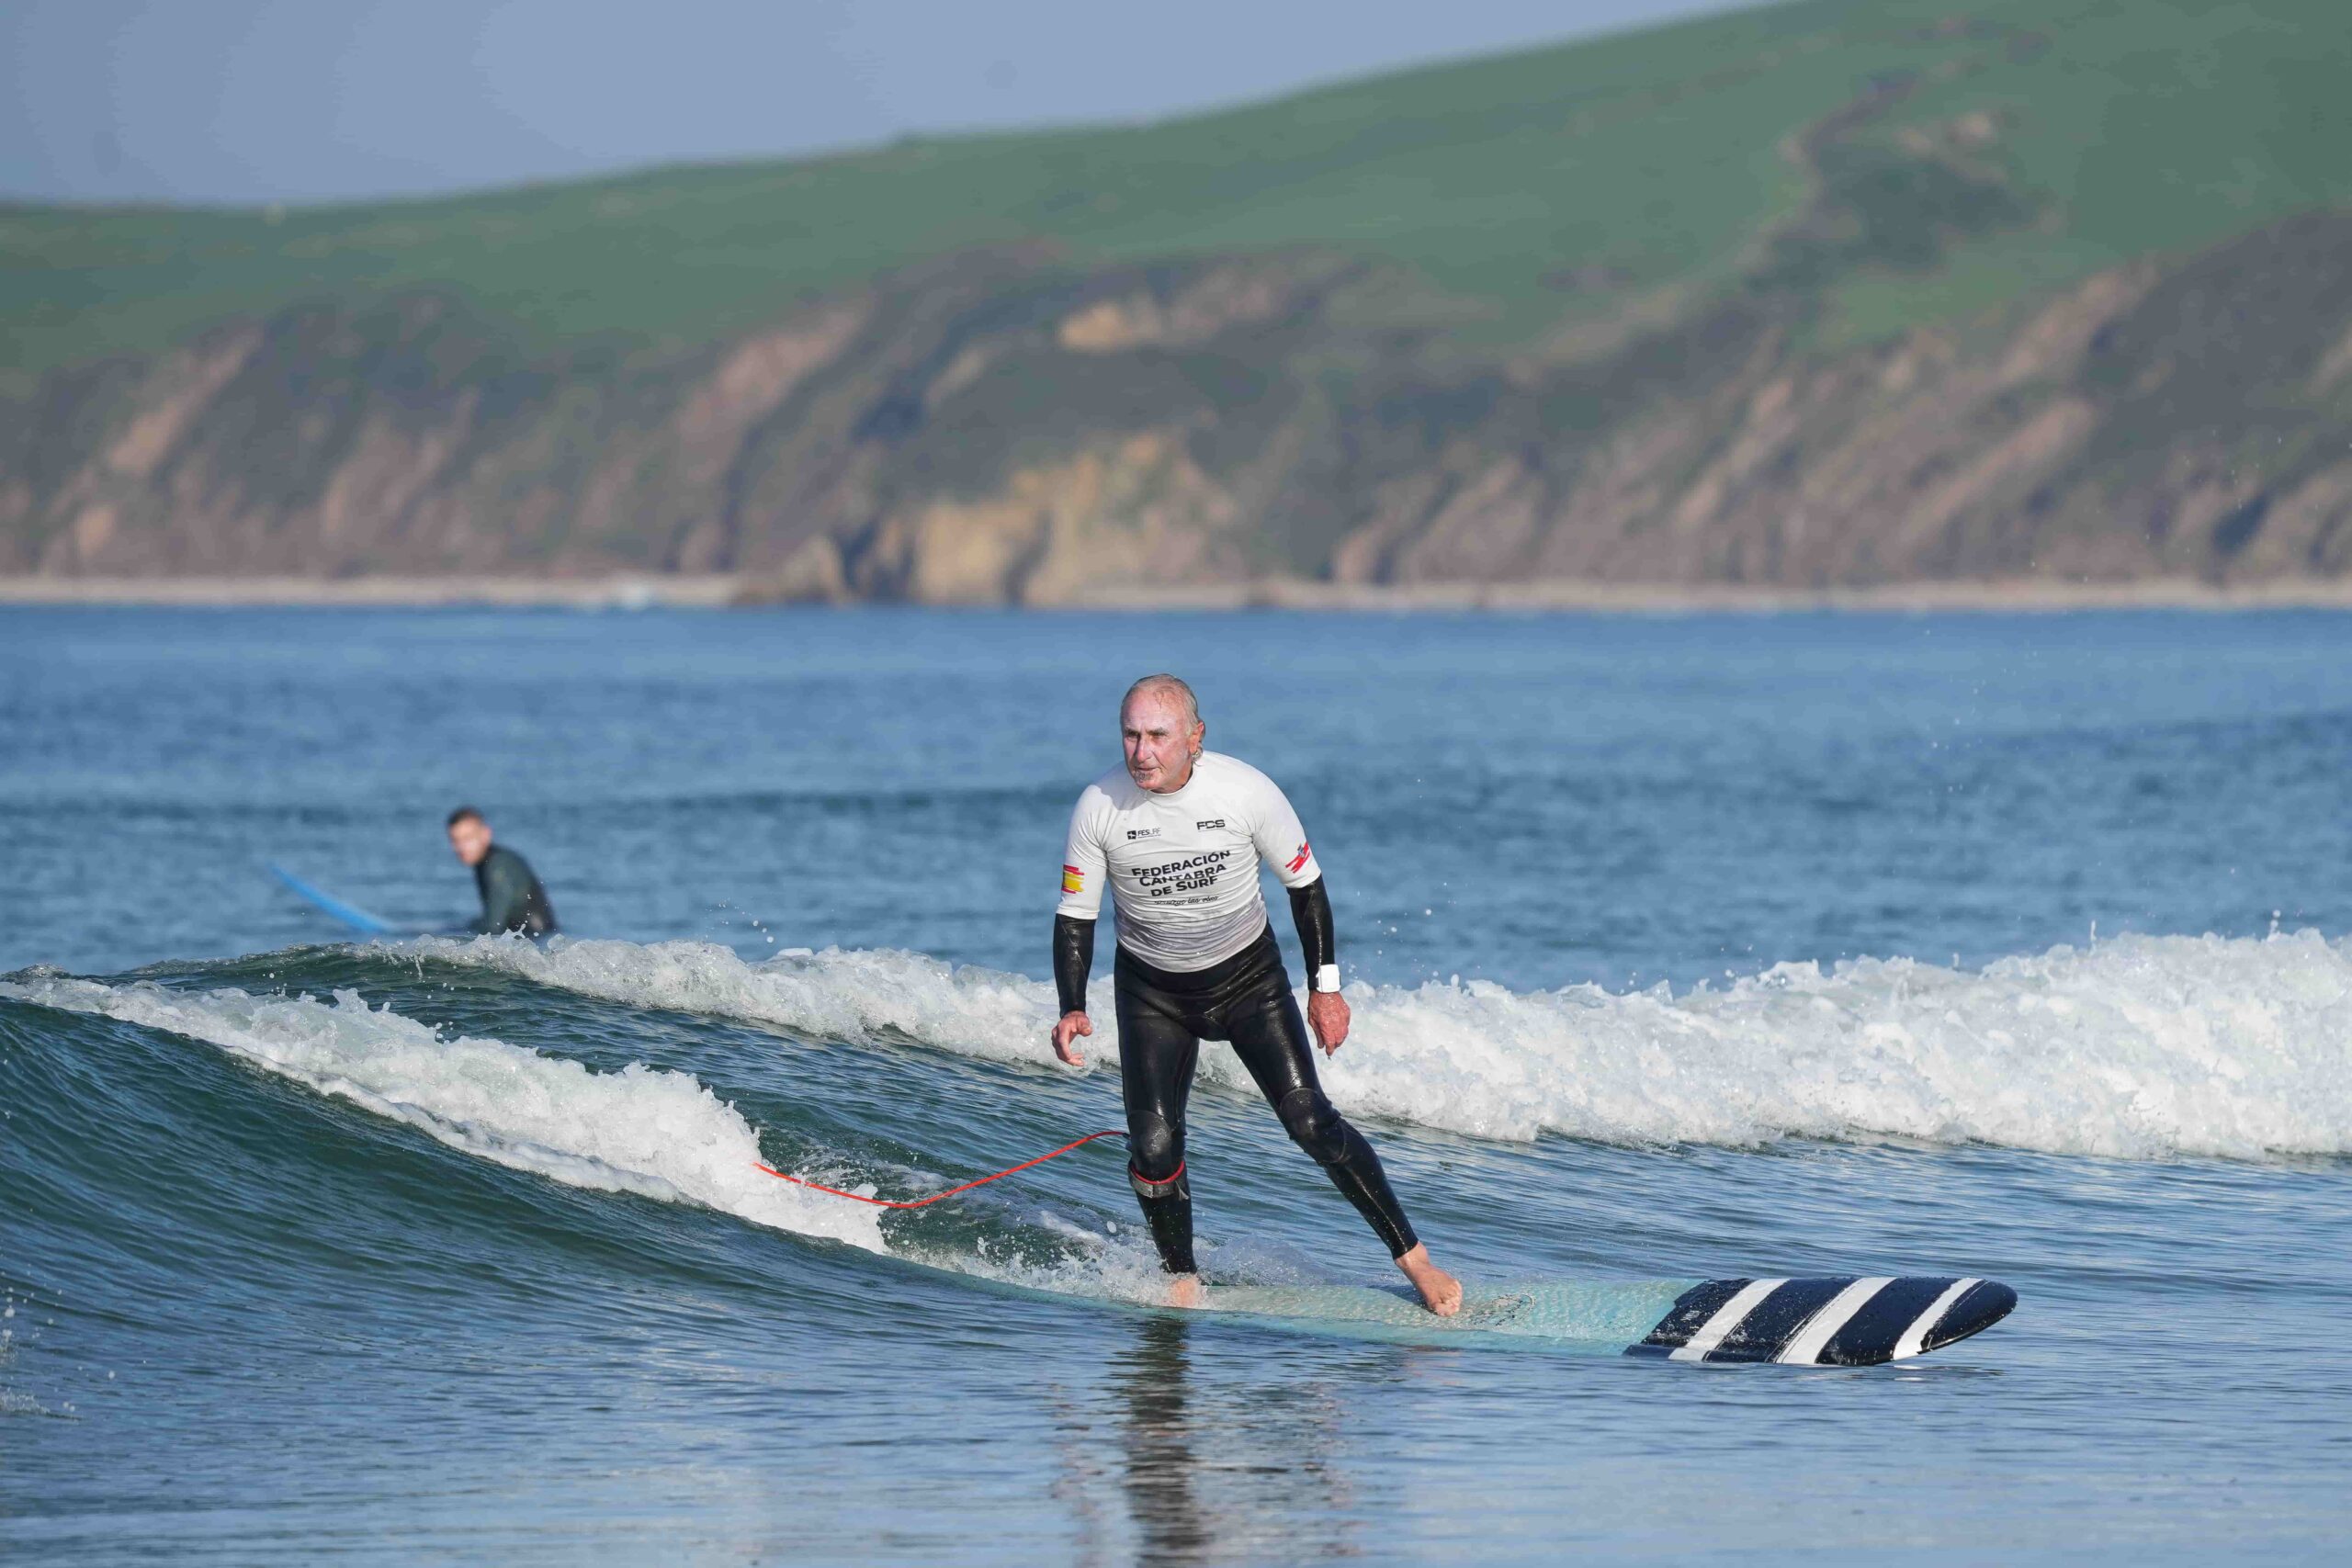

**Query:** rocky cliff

left=6, top=1, right=2351, bottom=600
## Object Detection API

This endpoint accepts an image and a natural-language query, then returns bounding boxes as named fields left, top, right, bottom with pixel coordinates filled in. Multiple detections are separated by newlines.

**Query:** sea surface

left=5, top=605, right=2350, bottom=1563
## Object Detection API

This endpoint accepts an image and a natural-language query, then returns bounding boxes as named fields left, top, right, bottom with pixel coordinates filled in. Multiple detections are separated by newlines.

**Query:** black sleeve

left=1053, top=914, right=1096, bottom=1015
left=1288, top=878, right=1335, bottom=983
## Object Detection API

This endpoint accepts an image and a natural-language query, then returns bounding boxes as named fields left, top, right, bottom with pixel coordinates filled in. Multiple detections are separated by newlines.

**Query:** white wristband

left=1312, top=964, right=1342, bottom=994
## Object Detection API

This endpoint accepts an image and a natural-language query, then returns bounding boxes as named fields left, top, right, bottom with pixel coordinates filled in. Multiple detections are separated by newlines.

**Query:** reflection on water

left=1115, top=1315, right=1216, bottom=1563
left=1101, top=1314, right=1363, bottom=1565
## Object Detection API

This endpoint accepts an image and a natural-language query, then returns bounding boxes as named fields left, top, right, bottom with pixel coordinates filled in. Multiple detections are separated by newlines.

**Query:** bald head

left=1122, top=673, right=1199, bottom=728
left=1120, top=674, right=1205, bottom=794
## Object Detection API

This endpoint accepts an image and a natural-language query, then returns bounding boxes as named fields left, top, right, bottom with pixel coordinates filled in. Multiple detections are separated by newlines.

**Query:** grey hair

left=1121, top=673, right=1200, bottom=728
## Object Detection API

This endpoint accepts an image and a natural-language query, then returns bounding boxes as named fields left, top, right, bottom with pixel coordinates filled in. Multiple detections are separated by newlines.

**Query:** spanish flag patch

left=1062, top=863, right=1086, bottom=895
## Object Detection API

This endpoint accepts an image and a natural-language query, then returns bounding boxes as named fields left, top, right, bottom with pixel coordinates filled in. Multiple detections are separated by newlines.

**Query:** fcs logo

left=1286, top=841, right=1313, bottom=874
left=1125, top=827, right=1162, bottom=840
left=1061, top=863, right=1086, bottom=895
left=1195, top=818, right=1227, bottom=830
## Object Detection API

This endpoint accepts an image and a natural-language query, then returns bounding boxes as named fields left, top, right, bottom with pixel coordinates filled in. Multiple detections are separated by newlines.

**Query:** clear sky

left=1, top=0, right=1747, bottom=208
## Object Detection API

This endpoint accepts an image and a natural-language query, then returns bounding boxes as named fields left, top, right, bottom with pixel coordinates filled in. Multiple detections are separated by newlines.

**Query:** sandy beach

left=7, top=572, right=2352, bottom=613
left=0, top=575, right=743, bottom=609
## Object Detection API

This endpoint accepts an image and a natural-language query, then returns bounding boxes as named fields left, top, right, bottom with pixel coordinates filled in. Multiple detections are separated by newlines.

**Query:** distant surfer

left=1050, top=675, right=1461, bottom=1315
left=446, top=807, right=559, bottom=937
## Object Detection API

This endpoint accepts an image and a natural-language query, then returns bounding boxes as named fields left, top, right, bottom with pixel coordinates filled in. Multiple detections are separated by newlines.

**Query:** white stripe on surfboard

left=1669, top=1278, right=1785, bottom=1362
left=1775, top=1277, right=1894, bottom=1365
left=1891, top=1277, right=1980, bottom=1362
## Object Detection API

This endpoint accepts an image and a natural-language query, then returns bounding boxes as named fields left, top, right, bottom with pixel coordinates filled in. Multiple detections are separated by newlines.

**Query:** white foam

left=413, top=935, right=1063, bottom=1066
left=416, top=929, right=2352, bottom=1160
left=1, top=969, right=1226, bottom=1299
left=0, top=975, right=887, bottom=1254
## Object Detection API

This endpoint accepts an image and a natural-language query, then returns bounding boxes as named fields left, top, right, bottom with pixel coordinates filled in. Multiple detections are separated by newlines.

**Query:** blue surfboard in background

left=267, top=863, right=404, bottom=936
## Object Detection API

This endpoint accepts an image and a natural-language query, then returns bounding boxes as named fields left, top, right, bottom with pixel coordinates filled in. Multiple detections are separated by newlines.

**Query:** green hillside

left=6, top=0, right=2349, bottom=387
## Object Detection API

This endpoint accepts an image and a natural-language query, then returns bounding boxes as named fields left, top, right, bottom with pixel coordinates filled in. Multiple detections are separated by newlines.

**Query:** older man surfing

left=1051, top=674, right=1461, bottom=1315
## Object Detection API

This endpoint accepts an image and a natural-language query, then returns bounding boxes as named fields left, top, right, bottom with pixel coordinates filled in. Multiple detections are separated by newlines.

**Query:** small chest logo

left=1195, top=818, right=1227, bottom=831
left=1125, top=827, right=1162, bottom=840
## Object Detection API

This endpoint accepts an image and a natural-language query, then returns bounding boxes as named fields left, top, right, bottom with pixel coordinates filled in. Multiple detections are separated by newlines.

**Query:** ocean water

left=4, top=605, right=2350, bottom=1563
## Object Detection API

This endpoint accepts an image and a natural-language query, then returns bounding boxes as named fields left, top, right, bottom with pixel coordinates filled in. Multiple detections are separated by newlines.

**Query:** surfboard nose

left=1918, top=1278, right=2017, bottom=1355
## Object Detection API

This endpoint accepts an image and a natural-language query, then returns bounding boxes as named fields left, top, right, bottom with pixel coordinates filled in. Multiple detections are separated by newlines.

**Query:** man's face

left=1122, top=692, right=1204, bottom=794
left=447, top=818, right=492, bottom=866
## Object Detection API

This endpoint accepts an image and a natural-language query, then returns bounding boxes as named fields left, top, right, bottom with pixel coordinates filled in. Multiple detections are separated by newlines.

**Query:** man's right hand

left=1051, top=1010, right=1093, bottom=1066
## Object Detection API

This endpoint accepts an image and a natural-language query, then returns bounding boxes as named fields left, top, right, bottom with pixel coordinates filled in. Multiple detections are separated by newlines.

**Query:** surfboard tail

left=1624, top=1275, right=2017, bottom=1366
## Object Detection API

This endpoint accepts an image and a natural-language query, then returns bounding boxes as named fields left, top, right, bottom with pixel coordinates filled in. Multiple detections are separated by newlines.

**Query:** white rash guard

left=1057, top=750, right=1323, bottom=973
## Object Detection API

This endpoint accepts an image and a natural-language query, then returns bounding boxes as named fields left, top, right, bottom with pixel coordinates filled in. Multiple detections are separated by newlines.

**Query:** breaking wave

left=410, top=927, right=2352, bottom=1160
left=0, top=973, right=888, bottom=1255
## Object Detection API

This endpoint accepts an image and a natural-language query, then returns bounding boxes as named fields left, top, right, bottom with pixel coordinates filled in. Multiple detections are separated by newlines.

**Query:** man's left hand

left=1306, top=990, right=1350, bottom=1056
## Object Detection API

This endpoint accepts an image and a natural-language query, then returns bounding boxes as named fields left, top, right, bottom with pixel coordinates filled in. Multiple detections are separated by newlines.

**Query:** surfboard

left=266, top=863, right=401, bottom=936
left=1621, top=1274, right=2016, bottom=1364
left=1201, top=1274, right=2015, bottom=1365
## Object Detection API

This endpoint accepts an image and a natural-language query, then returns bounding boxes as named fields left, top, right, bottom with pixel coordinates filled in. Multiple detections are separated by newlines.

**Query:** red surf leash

left=754, top=1129, right=1129, bottom=1210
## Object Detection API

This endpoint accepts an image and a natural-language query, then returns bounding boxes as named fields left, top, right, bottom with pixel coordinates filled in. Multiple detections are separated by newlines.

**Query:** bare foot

left=1164, top=1273, right=1205, bottom=1309
left=1396, top=1244, right=1463, bottom=1317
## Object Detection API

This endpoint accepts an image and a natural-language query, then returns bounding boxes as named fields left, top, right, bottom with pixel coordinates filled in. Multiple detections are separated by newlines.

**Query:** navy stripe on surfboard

left=1631, top=1278, right=1752, bottom=1353
left=1819, top=1276, right=1961, bottom=1365
left=1702, top=1276, right=1857, bottom=1363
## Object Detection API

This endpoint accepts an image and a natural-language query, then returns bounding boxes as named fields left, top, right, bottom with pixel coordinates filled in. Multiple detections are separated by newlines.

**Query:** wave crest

left=1, top=974, right=888, bottom=1252
left=415, top=928, right=2352, bottom=1159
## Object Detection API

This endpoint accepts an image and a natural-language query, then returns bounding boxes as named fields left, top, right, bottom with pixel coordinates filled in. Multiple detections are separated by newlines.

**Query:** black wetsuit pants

left=1114, top=926, right=1419, bottom=1275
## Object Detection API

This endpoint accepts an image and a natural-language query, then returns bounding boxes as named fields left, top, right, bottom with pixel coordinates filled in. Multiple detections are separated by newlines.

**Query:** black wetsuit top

left=472, top=843, right=558, bottom=937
